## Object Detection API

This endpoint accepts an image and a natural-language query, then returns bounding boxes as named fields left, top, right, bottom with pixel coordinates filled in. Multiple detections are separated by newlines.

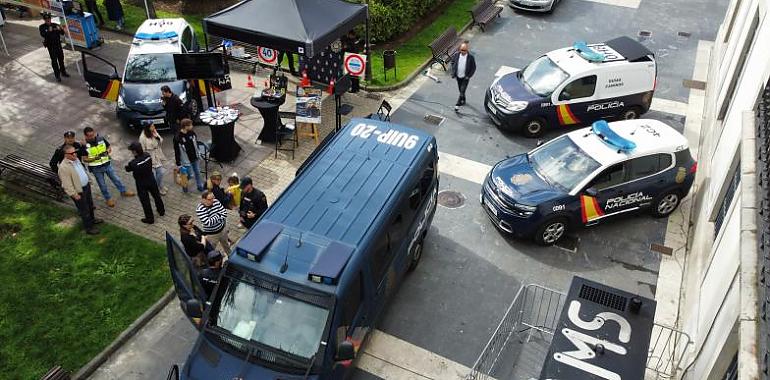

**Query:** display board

left=296, top=87, right=322, bottom=124
left=299, top=46, right=342, bottom=85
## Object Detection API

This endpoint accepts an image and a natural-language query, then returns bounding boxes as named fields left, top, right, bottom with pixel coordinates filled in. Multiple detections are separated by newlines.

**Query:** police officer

left=199, top=250, right=224, bottom=299
left=125, top=142, right=165, bottom=224
left=39, top=12, right=69, bottom=82
left=239, top=176, right=268, bottom=229
left=50, top=130, right=82, bottom=173
left=82, top=126, right=134, bottom=208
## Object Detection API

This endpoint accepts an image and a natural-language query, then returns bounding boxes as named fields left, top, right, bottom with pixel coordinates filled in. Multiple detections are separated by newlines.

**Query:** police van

left=485, top=36, right=656, bottom=137
left=165, top=118, right=439, bottom=379
left=82, top=19, right=199, bottom=130
left=481, top=119, right=696, bottom=245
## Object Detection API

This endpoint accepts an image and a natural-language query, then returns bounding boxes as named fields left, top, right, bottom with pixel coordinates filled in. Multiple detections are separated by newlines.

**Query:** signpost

left=343, top=52, right=366, bottom=77
left=257, top=46, right=278, bottom=66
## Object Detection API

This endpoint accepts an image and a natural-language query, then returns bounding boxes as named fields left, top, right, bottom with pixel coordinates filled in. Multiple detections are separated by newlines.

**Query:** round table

left=251, top=94, right=286, bottom=143
left=199, top=107, right=241, bottom=163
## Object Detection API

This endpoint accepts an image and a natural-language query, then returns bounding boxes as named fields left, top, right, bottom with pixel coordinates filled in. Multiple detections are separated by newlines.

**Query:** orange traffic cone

left=327, top=78, right=335, bottom=95
left=300, top=69, right=310, bottom=87
left=246, top=75, right=255, bottom=88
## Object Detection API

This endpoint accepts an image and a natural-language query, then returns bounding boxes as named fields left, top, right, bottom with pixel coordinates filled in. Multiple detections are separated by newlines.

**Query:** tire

left=534, top=217, right=568, bottom=246
left=652, top=190, right=681, bottom=218
left=522, top=118, right=546, bottom=138
left=407, top=239, right=424, bottom=272
left=621, top=106, right=642, bottom=120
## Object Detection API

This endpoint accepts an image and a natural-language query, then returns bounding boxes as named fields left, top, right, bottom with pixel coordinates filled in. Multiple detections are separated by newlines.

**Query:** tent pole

left=364, top=4, right=371, bottom=82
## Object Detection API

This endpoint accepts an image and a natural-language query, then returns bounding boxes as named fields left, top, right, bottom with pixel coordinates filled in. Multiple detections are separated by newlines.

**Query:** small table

left=251, top=93, right=286, bottom=144
left=199, top=107, right=241, bottom=163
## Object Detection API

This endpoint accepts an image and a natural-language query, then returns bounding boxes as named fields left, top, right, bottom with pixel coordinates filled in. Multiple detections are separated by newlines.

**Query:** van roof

left=547, top=36, right=654, bottom=76
left=129, top=18, right=188, bottom=55
left=230, top=118, right=436, bottom=292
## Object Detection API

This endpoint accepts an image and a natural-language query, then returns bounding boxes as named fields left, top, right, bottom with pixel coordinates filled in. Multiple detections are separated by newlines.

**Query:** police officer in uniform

left=125, top=142, right=165, bottom=224
left=81, top=126, right=134, bottom=207
left=39, top=12, right=69, bottom=82
left=239, top=176, right=268, bottom=229
left=199, top=250, right=224, bottom=299
left=50, top=130, right=82, bottom=173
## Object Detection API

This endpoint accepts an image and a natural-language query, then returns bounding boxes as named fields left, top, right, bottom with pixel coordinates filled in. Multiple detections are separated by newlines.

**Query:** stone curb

left=72, top=287, right=176, bottom=380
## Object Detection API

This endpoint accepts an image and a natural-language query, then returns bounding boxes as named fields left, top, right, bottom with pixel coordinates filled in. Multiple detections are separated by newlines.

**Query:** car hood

left=491, top=154, right=564, bottom=205
left=121, top=80, right=184, bottom=113
left=491, top=72, right=542, bottom=103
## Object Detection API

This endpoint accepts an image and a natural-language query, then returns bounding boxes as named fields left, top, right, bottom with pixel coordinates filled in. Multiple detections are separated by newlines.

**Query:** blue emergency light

left=591, top=120, right=636, bottom=152
left=308, top=241, right=354, bottom=285
left=134, top=31, right=178, bottom=40
left=573, top=41, right=605, bottom=62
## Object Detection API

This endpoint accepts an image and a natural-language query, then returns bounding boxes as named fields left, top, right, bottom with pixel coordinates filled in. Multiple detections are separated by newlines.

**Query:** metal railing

left=646, top=323, right=693, bottom=379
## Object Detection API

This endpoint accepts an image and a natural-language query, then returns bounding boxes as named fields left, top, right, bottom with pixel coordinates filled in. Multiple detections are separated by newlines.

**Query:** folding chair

left=367, top=100, right=392, bottom=122
left=275, top=113, right=298, bottom=160
left=197, top=141, right=222, bottom=182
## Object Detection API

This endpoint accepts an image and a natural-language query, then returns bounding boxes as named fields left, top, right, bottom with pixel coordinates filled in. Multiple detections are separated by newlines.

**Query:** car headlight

left=117, top=95, right=127, bottom=109
left=513, top=203, right=537, bottom=216
left=503, top=101, right=528, bottom=113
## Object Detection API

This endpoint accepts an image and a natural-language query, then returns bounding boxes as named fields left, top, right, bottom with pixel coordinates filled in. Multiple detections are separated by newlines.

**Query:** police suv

left=481, top=119, right=696, bottom=245
left=485, top=36, right=656, bottom=137
left=82, top=19, right=199, bottom=130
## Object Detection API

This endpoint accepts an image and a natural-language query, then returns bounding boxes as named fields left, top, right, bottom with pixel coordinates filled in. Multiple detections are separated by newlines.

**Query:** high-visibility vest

left=84, top=137, right=111, bottom=167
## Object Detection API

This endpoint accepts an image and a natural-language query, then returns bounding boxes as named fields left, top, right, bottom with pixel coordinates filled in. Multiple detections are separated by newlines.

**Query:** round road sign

left=257, top=47, right=278, bottom=66
left=344, top=53, right=366, bottom=77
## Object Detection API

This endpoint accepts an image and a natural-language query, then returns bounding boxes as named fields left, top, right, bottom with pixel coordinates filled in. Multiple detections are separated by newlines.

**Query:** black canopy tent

left=203, top=0, right=368, bottom=61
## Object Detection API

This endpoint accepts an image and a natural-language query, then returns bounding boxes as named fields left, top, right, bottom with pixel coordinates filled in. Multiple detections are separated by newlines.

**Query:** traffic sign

left=344, top=53, right=367, bottom=77
left=257, top=46, right=278, bottom=66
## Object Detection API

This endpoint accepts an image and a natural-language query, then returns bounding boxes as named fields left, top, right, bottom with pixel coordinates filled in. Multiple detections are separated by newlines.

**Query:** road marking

left=438, top=151, right=492, bottom=185
left=359, top=330, right=474, bottom=380
left=650, top=98, right=688, bottom=116
left=582, top=0, right=641, bottom=9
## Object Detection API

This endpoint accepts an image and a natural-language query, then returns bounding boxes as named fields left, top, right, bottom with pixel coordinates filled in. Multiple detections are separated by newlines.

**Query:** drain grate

left=555, top=234, right=579, bottom=253
left=650, top=243, right=674, bottom=255
left=365, top=92, right=383, bottom=100
left=682, top=79, right=707, bottom=90
left=638, top=30, right=652, bottom=37
left=677, top=31, right=692, bottom=38
left=578, top=284, right=628, bottom=311
left=424, top=114, right=445, bottom=125
left=437, top=190, right=465, bottom=208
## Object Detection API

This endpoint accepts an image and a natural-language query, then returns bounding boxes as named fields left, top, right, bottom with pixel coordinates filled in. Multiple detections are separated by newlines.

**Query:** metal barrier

left=646, top=323, right=692, bottom=379
left=467, top=284, right=566, bottom=380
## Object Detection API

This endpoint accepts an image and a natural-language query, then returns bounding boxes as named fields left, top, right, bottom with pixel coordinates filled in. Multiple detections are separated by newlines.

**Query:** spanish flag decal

left=580, top=195, right=604, bottom=223
left=102, top=79, right=120, bottom=102
left=556, top=104, right=580, bottom=125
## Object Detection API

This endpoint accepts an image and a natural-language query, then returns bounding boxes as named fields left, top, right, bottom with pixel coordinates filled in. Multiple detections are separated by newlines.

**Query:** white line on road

left=582, top=0, right=641, bottom=9
left=438, top=151, right=492, bottom=185
left=359, top=330, right=476, bottom=380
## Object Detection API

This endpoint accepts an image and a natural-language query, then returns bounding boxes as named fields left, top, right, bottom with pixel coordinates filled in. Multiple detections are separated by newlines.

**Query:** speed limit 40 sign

left=257, top=46, right=278, bottom=66
left=344, top=53, right=367, bottom=77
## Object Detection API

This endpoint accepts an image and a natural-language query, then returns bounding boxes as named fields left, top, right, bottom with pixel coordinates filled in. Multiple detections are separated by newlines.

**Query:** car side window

left=181, top=28, right=193, bottom=53
left=559, top=75, right=597, bottom=101
left=589, top=163, right=626, bottom=190
left=629, top=154, right=672, bottom=181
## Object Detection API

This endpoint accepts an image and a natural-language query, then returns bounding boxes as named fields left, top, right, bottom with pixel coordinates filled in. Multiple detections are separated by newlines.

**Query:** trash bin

left=383, top=50, right=397, bottom=81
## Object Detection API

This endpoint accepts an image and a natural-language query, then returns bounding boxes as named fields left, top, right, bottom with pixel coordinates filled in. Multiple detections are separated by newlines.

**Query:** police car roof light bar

left=573, top=41, right=605, bottom=62
left=591, top=120, right=636, bottom=152
left=134, top=31, right=179, bottom=41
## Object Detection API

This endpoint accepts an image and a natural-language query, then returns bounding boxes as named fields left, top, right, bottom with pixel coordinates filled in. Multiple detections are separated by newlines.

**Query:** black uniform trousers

left=137, top=182, right=165, bottom=221
left=456, top=77, right=470, bottom=104
left=73, top=184, right=96, bottom=230
left=85, top=0, right=105, bottom=25
left=47, top=46, right=66, bottom=79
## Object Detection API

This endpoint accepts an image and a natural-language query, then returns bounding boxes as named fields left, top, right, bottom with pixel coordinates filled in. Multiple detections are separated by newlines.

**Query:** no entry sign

left=257, top=46, right=278, bottom=66
left=344, top=53, right=366, bottom=77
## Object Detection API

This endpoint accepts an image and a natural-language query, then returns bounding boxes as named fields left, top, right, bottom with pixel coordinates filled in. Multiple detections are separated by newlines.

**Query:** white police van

left=485, top=36, right=657, bottom=137
left=82, top=19, right=199, bottom=130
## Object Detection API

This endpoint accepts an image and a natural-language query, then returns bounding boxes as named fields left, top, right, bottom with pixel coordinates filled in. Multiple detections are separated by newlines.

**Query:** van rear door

left=165, top=232, right=207, bottom=326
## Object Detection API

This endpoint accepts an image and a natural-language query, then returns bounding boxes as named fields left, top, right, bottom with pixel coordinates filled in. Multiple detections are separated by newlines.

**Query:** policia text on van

left=165, top=118, right=439, bottom=379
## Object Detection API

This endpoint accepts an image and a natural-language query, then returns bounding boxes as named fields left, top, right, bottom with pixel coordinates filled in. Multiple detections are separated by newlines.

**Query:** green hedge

left=364, top=0, right=448, bottom=42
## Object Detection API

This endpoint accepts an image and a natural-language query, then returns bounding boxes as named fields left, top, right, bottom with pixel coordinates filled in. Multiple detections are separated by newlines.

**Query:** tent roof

left=203, top=0, right=367, bottom=58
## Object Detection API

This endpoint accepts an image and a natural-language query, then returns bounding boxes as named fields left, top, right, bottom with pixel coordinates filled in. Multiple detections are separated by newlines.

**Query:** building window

left=717, top=12, right=759, bottom=121
left=723, top=0, right=743, bottom=43
left=714, top=162, right=741, bottom=240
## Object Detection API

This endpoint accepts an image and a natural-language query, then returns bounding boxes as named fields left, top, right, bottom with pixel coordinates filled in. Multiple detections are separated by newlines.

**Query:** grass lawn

left=0, top=189, right=170, bottom=379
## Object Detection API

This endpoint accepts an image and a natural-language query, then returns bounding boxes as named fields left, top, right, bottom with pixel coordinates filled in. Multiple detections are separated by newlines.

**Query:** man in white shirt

left=450, top=41, right=477, bottom=110
left=58, top=144, right=102, bottom=234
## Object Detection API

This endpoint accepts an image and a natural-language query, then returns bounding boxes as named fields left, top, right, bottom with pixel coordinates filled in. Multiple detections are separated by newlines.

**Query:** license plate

left=484, top=197, right=498, bottom=217
left=487, top=103, right=497, bottom=115
left=152, top=118, right=165, bottom=124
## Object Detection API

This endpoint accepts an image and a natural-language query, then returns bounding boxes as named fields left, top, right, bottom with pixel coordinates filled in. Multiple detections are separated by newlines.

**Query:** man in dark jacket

left=199, top=250, right=224, bottom=299
left=50, top=130, right=82, bottom=173
left=239, top=176, right=268, bottom=229
left=39, top=13, right=69, bottom=82
left=450, top=41, right=476, bottom=110
left=125, top=142, right=165, bottom=224
left=173, top=119, right=205, bottom=192
left=161, top=85, right=188, bottom=134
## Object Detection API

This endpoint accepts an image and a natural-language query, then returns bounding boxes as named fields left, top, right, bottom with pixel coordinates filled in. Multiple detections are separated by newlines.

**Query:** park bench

left=428, top=27, right=463, bottom=71
left=0, top=154, right=66, bottom=201
left=470, top=0, right=503, bottom=32
left=40, top=366, right=69, bottom=380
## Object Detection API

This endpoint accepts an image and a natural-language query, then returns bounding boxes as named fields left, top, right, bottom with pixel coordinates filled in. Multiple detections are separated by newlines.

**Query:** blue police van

left=481, top=119, right=696, bottom=245
left=165, top=118, right=439, bottom=379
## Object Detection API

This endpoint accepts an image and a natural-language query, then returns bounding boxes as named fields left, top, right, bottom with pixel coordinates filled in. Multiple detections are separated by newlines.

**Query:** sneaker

left=158, top=210, right=165, bottom=217
left=93, top=218, right=104, bottom=225
left=162, top=186, right=169, bottom=193
left=106, top=199, right=116, bottom=207
left=56, top=76, right=62, bottom=82
left=159, top=188, right=168, bottom=195
left=141, top=218, right=154, bottom=224
left=86, top=228, right=100, bottom=235
left=61, top=71, right=70, bottom=78
left=121, top=191, right=136, bottom=197
left=454, top=105, right=460, bottom=112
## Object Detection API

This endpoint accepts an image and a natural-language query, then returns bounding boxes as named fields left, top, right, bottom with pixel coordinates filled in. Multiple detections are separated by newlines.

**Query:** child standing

left=226, top=173, right=241, bottom=209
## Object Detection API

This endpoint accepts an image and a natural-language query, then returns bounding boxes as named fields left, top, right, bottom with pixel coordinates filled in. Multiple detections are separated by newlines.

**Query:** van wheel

left=523, top=118, right=546, bottom=138
left=534, top=218, right=568, bottom=246
left=621, top=106, right=642, bottom=120
left=652, top=191, right=681, bottom=218
left=407, top=239, right=424, bottom=272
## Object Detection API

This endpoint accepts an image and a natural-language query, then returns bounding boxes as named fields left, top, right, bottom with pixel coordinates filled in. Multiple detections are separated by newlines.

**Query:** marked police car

left=481, top=119, right=696, bottom=245
left=509, top=0, right=562, bottom=13
left=81, top=19, right=199, bottom=130
left=485, top=37, right=656, bottom=137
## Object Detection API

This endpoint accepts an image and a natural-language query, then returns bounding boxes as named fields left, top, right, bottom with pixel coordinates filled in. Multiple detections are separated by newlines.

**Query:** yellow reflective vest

left=84, top=137, right=111, bottom=167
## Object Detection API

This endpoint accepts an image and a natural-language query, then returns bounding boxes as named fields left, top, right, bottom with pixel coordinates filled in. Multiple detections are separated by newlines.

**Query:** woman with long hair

left=139, top=123, right=168, bottom=195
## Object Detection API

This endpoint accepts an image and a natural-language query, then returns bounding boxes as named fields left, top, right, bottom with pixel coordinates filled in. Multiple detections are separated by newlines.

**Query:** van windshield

left=529, top=135, right=601, bottom=191
left=520, top=56, right=569, bottom=97
left=212, top=274, right=331, bottom=361
left=124, top=53, right=177, bottom=83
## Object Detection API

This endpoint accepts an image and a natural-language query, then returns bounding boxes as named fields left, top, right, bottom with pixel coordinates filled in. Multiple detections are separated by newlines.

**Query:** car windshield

left=124, top=53, right=177, bottom=83
left=520, top=56, right=569, bottom=97
left=529, top=135, right=601, bottom=191
left=213, top=275, right=330, bottom=360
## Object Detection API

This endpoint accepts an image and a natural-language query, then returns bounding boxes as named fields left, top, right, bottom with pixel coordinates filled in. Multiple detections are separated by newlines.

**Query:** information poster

left=296, top=87, right=322, bottom=124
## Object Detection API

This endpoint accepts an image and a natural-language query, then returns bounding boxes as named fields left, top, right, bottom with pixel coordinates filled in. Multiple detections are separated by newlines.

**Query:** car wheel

left=523, top=118, right=546, bottom=138
left=621, top=106, right=642, bottom=120
left=407, top=239, right=424, bottom=272
left=534, top=217, right=568, bottom=246
left=652, top=191, right=681, bottom=218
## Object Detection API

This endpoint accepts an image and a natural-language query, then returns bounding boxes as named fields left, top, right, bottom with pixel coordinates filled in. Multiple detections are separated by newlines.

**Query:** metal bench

left=428, top=27, right=463, bottom=71
left=40, top=366, right=69, bottom=380
left=0, top=154, right=66, bottom=201
left=470, top=0, right=503, bottom=31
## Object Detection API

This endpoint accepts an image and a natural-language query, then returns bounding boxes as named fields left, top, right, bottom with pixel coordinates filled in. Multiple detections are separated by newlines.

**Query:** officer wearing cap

left=199, top=250, right=224, bottom=299
left=239, top=176, right=268, bottom=229
left=39, top=12, right=69, bottom=82
left=50, top=130, right=82, bottom=173
left=125, top=141, right=165, bottom=224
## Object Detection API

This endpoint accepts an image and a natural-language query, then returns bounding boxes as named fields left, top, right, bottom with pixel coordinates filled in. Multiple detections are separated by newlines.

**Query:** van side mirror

left=585, top=187, right=598, bottom=197
left=536, top=139, right=544, bottom=147
left=336, top=340, right=355, bottom=361
left=185, top=299, right=203, bottom=319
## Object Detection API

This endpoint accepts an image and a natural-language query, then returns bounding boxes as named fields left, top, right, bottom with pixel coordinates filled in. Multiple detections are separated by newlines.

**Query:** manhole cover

left=555, top=234, right=580, bottom=253
left=424, top=114, right=445, bottom=126
left=437, top=190, right=465, bottom=208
